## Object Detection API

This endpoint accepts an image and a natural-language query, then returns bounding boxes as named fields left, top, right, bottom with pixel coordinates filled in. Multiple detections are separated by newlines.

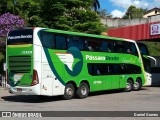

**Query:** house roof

left=144, top=7, right=160, bottom=15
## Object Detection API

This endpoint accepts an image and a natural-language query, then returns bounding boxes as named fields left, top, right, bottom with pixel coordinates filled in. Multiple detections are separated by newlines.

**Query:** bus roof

left=11, top=27, right=132, bottom=42
left=43, top=28, right=124, bottom=41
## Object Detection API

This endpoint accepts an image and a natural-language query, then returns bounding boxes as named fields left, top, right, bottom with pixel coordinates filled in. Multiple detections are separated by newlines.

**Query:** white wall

left=101, top=14, right=160, bottom=28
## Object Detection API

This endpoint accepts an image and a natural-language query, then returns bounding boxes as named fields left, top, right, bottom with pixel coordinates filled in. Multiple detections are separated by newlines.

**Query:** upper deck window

left=68, top=35, right=84, bottom=50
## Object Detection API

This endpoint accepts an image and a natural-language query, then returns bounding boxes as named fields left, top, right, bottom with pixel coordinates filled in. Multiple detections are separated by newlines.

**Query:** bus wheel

left=124, top=79, right=133, bottom=92
left=133, top=79, right=142, bottom=91
left=62, top=83, right=75, bottom=100
left=76, top=82, right=89, bottom=99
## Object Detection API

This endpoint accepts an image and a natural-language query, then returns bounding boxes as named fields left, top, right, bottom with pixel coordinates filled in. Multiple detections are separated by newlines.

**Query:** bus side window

left=68, top=36, right=84, bottom=50
left=130, top=44, right=138, bottom=56
left=101, top=41, right=108, bottom=52
left=112, top=41, right=117, bottom=52
left=55, top=34, right=67, bottom=49
left=113, top=65, right=119, bottom=74
left=131, top=64, right=141, bottom=74
left=87, top=64, right=102, bottom=76
left=83, top=40, right=88, bottom=51
left=40, top=32, right=54, bottom=49
left=125, top=42, right=138, bottom=56
left=88, top=63, right=120, bottom=76
left=114, top=41, right=124, bottom=53
left=120, top=64, right=127, bottom=74
left=98, top=64, right=106, bottom=75
left=95, top=41, right=101, bottom=52
left=107, top=41, right=116, bottom=52
left=84, top=38, right=102, bottom=52
left=93, top=65, right=101, bottom=75
left=107, top=42, right=112, bottom=52
left=88, top=64, right=92, bottom=75
left=101, top=41, right=112, bottom=52
left=105, top=65, right=110, bottom=74
left=86, top=40, right=94, bottom=51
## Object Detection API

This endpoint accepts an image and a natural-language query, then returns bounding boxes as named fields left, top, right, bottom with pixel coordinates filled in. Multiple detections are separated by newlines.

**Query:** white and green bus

left=7, top=27, right=147, bottom=99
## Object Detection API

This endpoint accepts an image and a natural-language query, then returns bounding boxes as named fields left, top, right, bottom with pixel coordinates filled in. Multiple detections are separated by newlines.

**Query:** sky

left=99, top=0, right=160, bottom=18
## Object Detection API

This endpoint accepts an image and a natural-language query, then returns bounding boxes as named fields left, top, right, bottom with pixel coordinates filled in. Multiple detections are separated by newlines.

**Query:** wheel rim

left=126, top=83, right=131, bottom=90
left=66, top=87, right=73, bottom=96
left=134, top=82, right=139, bottom=89
left=81, top=86, right=87, bottom=95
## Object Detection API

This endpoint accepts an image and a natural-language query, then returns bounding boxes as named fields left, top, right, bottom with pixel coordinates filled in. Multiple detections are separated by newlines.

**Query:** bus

left=6, top=27, right=146, bottom=99
left=137, top=42, right=159, bottom=86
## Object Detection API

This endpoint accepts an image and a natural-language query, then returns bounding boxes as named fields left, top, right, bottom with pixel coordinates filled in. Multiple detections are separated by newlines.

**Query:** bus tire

left=133, top=78, right=142, bottom=91
left=76, top=82, right=89, bottom=99
left=124, top=79, right=133, bottom=92
left=62, top=83, right=75, bottom=100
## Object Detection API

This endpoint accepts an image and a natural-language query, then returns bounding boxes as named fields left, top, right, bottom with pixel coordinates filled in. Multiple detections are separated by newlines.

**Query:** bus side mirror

left=144, top=55, right=157, bottom=66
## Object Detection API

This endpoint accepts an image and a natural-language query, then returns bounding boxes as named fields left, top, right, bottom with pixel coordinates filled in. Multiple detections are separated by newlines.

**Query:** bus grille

left=9, top=56, right=31, bottom=73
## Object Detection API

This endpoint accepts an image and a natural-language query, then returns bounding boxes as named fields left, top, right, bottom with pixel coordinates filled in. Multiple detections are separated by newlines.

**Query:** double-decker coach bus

left=6, top=27, right=146, bottom=99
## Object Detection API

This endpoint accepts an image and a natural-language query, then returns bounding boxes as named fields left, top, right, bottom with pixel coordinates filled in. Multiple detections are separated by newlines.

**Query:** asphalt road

left=0, top=86, right=160, bottom=120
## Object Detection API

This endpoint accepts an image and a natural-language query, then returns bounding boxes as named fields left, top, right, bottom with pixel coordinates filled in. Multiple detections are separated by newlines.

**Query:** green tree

left=0, top=0, right=21, bottom=15
left=39, top=0, right=105, bottom=34
left=123, top=5, right=146, bottom=19
left=99, top=9, right=112, bottom=18
left=0, top=51, right=5, bottom=74
left=0, top=0, right=7, bottom=14
left=20, top=0, right=44, bottom=27
left=0, top=0, right=106, bottom=34
left=0, top=39, right=5, bottom=74
left=0, top=0, right=42, bottom=26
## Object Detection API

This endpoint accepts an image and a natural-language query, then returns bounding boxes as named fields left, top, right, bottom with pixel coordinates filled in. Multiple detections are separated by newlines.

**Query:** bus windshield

left=7, top=29, right=33, bottom=45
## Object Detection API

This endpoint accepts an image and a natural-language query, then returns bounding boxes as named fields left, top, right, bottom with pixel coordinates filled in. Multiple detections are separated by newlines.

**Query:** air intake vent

left=9, top=56, right=31, bottom=73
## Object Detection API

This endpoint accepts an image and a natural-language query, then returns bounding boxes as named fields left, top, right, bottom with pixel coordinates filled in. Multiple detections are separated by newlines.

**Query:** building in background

left=143, top=7, right=160, bottom=18
left=108, top=22, right=160, bottom=41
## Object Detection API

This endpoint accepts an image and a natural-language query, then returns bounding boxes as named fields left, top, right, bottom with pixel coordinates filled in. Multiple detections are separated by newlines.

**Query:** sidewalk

left=0, top=86, right=10, bottom=98
left=0, top=86, right=8, bottom=90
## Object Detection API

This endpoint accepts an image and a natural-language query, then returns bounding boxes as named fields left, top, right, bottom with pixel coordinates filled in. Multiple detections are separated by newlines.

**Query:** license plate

left=17, top=88, right=22, bottom=92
